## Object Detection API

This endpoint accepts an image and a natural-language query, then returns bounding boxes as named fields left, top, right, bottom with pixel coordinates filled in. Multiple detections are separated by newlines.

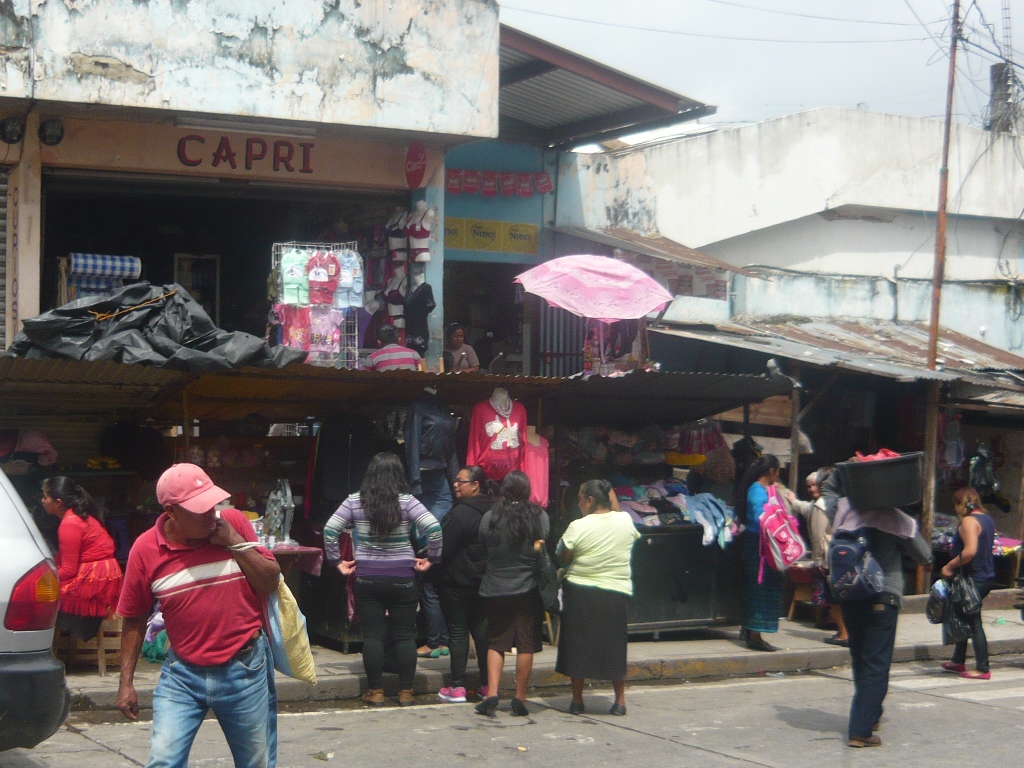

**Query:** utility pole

left=920, top=0, right=960, bottom=594
left=926, top=0, right=960, bottom=369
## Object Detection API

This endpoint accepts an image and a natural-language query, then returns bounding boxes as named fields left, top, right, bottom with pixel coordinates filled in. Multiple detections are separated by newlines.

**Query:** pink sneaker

left=941, top=662, right=966, bottom=673
left=476, top=685, right=489, bottom=699
left=438, top=686, right=467, bottom=703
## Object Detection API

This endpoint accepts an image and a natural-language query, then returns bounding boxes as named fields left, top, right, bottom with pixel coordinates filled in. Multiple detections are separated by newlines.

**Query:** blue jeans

left=148, top=634, right=278, bottom=768
left=420, top=580, right=450, bottom=649
left=841, top=600, right=898, bottom=739
left=418, top=470, right=453, bottom=521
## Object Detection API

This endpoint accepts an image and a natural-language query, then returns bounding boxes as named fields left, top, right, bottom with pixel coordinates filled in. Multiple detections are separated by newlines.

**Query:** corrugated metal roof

left=555, top=369, right=793, bottom=425
left=499, top=26, right=712, bottom=147
left=554, top=226, right=753, bottom=276
left=653, top=319, right=1024, bottom=387
left=0, top=357, right=190, bottom=415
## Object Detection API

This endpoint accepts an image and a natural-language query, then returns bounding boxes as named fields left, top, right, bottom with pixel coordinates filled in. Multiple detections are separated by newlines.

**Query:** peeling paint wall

left=0, top=0, right=499, bottom=137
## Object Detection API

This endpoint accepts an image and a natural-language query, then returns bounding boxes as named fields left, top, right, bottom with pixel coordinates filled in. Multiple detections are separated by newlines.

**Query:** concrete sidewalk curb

left=69, top=635, right=1024, bottom=712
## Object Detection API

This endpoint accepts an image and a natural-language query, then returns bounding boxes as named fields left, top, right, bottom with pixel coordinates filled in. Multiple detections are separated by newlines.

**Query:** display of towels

left=63, top=253, right=143, bottom=300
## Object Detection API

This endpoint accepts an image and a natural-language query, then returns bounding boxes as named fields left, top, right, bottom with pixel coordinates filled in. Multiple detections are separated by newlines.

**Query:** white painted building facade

left=557, top=108, right=1024, bottom=353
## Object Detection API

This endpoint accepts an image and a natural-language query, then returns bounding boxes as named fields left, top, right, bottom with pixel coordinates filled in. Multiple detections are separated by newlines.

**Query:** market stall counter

left=552, top=370, right=793, bottom=635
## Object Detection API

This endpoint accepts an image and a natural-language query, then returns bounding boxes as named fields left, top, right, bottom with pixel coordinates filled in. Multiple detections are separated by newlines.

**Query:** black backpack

left=828, top=528, right=885, bottom=602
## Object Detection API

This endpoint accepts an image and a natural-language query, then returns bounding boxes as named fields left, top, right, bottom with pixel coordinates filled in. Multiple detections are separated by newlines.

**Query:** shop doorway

left=442, top=261, right=525, bottom=374
left=41, top=173, right=406, bottom=337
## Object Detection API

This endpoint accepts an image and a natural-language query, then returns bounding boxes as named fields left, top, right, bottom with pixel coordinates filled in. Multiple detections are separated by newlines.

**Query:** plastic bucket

left=835, top=451, right=924, bottom=510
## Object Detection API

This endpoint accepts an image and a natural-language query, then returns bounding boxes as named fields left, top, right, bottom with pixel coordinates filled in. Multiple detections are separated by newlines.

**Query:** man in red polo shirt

left=116, top=464, right=281, bottom=768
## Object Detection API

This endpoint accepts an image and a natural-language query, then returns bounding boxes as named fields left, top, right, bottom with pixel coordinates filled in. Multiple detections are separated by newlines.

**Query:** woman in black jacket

left=437, top=466, right=495, bottom=703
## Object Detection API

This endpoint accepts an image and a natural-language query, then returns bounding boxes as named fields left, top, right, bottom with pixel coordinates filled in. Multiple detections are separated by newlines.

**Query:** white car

left=0, top=469, right=69, bottom=750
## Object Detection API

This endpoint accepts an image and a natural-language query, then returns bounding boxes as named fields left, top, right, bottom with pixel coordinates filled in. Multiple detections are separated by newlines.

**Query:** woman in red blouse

left=42, top=477, right=123, bottom=640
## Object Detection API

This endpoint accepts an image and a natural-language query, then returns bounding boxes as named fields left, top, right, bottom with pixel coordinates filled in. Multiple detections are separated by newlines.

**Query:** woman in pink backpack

left=736, top=454, right=785, bottom=652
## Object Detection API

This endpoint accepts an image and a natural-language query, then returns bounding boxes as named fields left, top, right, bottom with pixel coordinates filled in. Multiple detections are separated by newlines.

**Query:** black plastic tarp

left=6, top=282, right=306, bottom=372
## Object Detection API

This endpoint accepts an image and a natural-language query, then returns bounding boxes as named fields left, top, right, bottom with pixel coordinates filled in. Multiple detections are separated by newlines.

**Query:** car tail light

left=4, top=561, right=60, bottom=631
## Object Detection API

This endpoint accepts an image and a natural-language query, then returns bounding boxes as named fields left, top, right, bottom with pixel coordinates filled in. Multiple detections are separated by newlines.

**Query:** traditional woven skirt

left=555, top=580, right=629, bottom=681
left=742, top=531, right=783, bottom=634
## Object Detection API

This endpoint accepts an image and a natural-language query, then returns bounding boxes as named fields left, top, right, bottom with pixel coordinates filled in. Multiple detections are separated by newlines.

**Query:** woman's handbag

left=950, top=572, right=983, bottom=617
left=535, top=547, right=562, bottom=615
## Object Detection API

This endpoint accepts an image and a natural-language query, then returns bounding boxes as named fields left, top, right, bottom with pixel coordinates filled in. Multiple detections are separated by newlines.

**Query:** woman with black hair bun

left=474, top=471, right=549, bottom=717
left=41, top=476, right=123, bottom=641
left=556, top=479, right=640, bottom=716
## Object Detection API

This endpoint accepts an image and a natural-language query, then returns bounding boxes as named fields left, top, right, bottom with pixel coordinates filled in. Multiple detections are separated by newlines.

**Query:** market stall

left=551, top=370, right=793, bottom=634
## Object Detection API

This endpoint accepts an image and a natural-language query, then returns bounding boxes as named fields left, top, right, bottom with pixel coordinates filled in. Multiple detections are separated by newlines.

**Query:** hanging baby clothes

left=280, top=248, right=309, bottom=305
left=403, top=282, right=435, bottom=356
left=275, top=304, right=311, bottom=351
left=466, top=394, right=528, bottom=481
left=307, top=250, right=340, bottom=305
left=309, top=306, right=345, bottom=354
left=523, top=436, right=550, bottom=507
left=332, top=249, right=364, bottom=310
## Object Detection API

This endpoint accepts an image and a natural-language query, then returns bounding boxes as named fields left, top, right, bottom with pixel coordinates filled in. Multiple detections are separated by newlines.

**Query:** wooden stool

left=55, top=615, right=123, bottom=676
left=786, top=565, right=814, bottom=620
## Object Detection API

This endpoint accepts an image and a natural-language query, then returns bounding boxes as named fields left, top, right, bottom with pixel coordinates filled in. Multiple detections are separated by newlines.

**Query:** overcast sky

left=499, top=0, right=1023, bottom=135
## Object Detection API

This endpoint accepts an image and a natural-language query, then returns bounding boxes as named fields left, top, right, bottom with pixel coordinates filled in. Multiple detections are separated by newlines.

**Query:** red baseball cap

left=156, top=463, right=229, bottom=514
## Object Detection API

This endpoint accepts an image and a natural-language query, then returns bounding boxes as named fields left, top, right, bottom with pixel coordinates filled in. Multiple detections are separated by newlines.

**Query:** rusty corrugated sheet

left=654, top=319, right=1024, bottom=388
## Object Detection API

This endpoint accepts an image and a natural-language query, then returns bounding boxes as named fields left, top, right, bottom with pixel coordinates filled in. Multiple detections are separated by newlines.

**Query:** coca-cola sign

left=405, top=141, right=427, bottom=188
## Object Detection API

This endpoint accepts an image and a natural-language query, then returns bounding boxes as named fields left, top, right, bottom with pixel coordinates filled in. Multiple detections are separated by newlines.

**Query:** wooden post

left=918, top=381, right=941, bottom=593
left=5, top=112, right=42, bottom=345
left=789, top=383, right=801, bottom=488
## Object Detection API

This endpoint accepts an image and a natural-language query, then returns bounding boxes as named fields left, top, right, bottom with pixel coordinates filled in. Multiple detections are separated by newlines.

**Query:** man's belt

left=234, top=629, right=263, bottom=659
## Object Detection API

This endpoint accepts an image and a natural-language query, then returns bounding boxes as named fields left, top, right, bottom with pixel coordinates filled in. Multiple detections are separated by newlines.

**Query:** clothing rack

left=271, top=241, right=359, bottom=271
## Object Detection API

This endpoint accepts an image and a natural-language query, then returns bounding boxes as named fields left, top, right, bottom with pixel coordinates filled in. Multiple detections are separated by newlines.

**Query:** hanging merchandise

left=383, top=268, right=408, bottom=330
left=499, top=172, right=517, bottom=197
left=445, top=168, right=464, bottom=195
left=306, top=250, right=340, bottom=305
left=279, top=247, right=310, bottom=305
left=404, top=388, right=459, bottom=501
left=939, top=409, right=967, bottom=486
left=534, top=172, right=553, bottom=194
left=385, top=209, right=410, bottom=262
left=406, top=200, right=435, bottom=263
left=481, top=171, right=498, bottom=197
left=466, top=387, right=528, bottom=481
left=332, top=248, right=365, bottom=310
left=463, top=170, right=480, bottom=194
left=403, top=274, right=435, bottom=357
left=523, top=430, right=550, bottom=507
left=263, top=479, right=296, bottom=546
left=270, top=241, right=362, bottom=367
left=517, top=172, right=534, bottom=198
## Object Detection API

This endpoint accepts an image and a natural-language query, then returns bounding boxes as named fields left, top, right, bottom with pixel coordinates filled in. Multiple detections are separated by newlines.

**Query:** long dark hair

left=489, top=471, right=543, bottom=549
left=733, top=453, right=780, bottom=524
left=360, top=452, right=410, bottom=537
left=579, top=479, right=613, bottom=509
left=42, top=476, right=102, bottom=521
left=461, top=465, right=498, bottom=499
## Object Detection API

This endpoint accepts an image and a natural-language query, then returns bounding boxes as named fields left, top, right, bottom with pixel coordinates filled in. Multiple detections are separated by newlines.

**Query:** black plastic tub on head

left=835, top=452, right=924, bottom=510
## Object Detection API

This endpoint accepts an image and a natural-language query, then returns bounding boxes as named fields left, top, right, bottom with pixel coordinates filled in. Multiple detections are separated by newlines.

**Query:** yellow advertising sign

left=445, top=217, right=539, bottom=255
left=466, top=219, right=503, bottom=251
left=444, top=217, right=466, bottom=249
left=503, top=222, right=539, bottom=254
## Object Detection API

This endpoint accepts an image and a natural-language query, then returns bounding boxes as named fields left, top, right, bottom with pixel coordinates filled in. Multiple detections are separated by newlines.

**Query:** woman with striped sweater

left=323, top=452, right=442, bottom=707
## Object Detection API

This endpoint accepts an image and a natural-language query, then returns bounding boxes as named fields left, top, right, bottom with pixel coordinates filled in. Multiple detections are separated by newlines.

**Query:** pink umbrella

left=514, top=254, right=673, bottom=322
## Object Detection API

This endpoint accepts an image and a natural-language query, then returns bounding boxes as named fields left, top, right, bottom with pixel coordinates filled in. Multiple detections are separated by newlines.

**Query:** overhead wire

left=499, top=5, right=933, bottom=43
left=702, top=0, right=939, bottom=27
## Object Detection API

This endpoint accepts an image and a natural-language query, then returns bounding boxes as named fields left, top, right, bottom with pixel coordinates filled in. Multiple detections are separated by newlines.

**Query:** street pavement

left=8, top=655, right=1024, bottom=767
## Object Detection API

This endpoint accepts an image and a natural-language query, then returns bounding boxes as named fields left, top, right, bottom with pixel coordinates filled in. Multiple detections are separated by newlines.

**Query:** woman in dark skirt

left=737, top=454, right=785, bottom=652
left=556, top=479, right=640, bottom=716
left=475, top=471, right=549, bottom=718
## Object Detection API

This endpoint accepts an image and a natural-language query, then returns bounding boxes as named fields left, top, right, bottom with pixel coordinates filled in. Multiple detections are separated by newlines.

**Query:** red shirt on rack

left=466, top=399, right=528, bottom=481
